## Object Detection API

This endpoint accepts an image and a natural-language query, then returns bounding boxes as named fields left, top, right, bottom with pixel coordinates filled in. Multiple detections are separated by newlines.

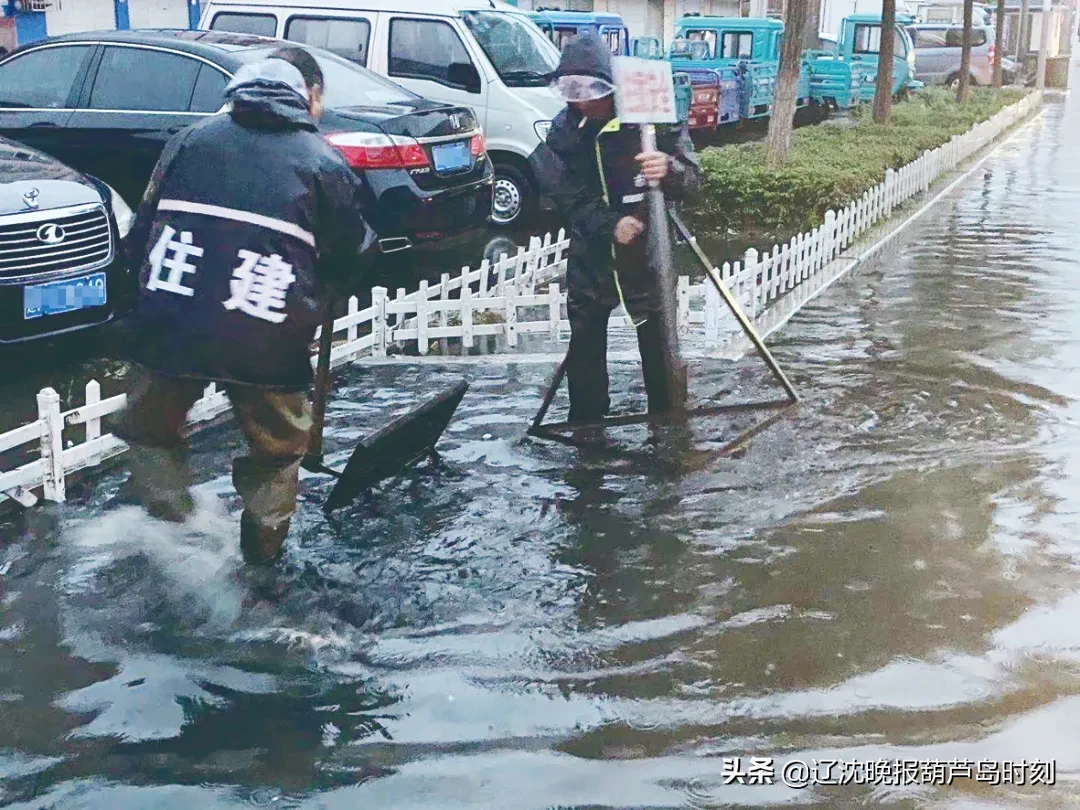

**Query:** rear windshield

left=236, top=46, right=419, bottom=108
left=210, top=12, right=277, bottom=37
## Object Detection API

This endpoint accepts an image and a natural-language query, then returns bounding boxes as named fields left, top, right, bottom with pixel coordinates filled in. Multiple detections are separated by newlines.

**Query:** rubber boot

left=239, top=511, right=289, bottom=566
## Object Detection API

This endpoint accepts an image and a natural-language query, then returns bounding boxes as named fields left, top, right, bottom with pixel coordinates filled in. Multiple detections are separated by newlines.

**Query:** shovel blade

left=324, top=379, right=469, bottom=512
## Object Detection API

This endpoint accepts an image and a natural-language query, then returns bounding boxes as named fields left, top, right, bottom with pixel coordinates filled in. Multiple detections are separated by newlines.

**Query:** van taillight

left=325, top=132, right=430, bottom=170
left=987, top=43, right=995, bottom=62
left=470, top=132, right=486, bottom=157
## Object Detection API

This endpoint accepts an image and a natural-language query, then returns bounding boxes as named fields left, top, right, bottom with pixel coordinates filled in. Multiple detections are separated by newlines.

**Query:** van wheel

left=491, top=163, right=535, bottom=229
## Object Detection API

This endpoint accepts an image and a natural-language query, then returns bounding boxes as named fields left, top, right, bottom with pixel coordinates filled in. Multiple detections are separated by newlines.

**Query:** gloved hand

left=614, top=215, right=645, bottom=246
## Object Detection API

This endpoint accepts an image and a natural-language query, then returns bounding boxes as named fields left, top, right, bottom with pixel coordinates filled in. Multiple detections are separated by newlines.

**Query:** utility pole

left=1035, top=0, right=1051, bottom=89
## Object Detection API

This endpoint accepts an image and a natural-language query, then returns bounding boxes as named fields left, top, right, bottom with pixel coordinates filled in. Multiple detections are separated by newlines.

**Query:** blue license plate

left=432, top=141, right=471, bottom=173
left=24, top=272, right=107, bottom=320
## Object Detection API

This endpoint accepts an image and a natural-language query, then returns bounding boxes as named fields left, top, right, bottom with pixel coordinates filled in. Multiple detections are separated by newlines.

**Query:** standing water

left=3, top=77, right=1080, bottom=808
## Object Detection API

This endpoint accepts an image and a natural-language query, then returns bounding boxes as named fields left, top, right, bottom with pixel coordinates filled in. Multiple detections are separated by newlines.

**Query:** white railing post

left=504, top=283, right=518, bottom=347
left=394, top=287, right=406, bottom=330
left=704, top=273, right=720, bottom=346
left=417, top=280, right=429, bottom=355
left=548, top=282, right=561, bottom=340
left=885, top=168, right=896, bottom=216
left=744, top=248, right=759, bottom=317
left=460, top=269, right=474, bottom=349
left=677, top=276, right=690, bottom=330
left=37, top=387, right=64, bottom=503
left=439, top=273, right=450, bottom=333
left=479, top=259, right=490, bottom=297
left=347, top=296, right=359, bottom=343
left=84, top=380, right=101, bottom=466
left=496, top=255, right=508, bottom=296
left=85, top=380, right=101, bottom=444
left=823, top=210, right=837, bottom=264
left=372, top=286, right=388, bottom=358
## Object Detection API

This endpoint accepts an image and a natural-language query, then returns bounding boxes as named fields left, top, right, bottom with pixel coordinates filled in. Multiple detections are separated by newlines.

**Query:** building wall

left=44, top=0, right=115, bottom=36
left=128, top=0, right=190, bottom=28
left=2, top=0, right=194, bottom=46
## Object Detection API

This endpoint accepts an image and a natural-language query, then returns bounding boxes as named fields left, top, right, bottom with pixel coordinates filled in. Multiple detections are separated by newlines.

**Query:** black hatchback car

left=0, top=30, right=494, bottom=254
left=0, top=135, right=134, bottom=344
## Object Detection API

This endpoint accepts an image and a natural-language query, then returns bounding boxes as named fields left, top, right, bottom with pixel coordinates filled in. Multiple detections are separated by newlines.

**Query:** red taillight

left=470, top=132, right=486, bottom=157
left=988, top=43, right=996, bottom=62
left=325, top=132, right=430, bottom=170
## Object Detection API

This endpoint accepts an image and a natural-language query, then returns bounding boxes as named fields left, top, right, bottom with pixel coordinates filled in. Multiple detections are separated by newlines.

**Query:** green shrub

left=690, top=87, right=1028, bottom=245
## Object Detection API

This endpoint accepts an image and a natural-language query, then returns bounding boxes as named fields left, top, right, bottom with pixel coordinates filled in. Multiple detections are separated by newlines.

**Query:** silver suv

left=907, top=23, right=1016, bottom=86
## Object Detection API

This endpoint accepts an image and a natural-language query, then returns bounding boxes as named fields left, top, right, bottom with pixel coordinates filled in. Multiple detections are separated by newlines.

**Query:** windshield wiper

left=496, top=70, right=548, bottom=82
left=499, top=69, right=554, bottom=85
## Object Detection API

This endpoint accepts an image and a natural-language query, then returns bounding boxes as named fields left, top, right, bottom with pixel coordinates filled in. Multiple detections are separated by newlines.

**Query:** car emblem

left=36, top=223, right=66, bottom=245
left=22, top=188, right=40, bottom=209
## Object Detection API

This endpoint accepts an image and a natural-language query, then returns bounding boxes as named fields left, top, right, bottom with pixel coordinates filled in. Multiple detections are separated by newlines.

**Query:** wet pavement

left=2, top=74, right=1080, bottom=809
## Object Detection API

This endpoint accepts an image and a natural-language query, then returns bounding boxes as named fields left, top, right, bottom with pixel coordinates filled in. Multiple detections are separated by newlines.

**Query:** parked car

left=907, top=22, right=1014, bottom=86
left=0, top=135, right=134, bottom=345
left=0, top=30, right=493, bottom=256
left=199, top=0, right=564, bottom=227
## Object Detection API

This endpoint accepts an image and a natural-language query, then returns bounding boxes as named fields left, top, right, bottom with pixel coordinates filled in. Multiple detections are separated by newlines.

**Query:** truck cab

left=838, top=13, right=922, bottom=100
left=668, top=15, right=810, bottom=123
left=528, top=9, right=629, bottom=56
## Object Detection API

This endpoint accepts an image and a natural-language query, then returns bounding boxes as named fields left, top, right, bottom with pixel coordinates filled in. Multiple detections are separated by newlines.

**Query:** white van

left=199, top=0, right=564, bottom=227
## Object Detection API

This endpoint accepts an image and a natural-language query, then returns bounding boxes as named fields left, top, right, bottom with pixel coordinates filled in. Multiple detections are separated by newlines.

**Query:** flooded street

left=3, top=78, right=1080, bottom=808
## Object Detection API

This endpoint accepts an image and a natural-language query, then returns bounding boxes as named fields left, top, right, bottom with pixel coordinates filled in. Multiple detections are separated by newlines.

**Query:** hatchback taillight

left=325, top=132, right=430, bottom=170
left=987, top=43, right=996, bottom=62
left=470, top=132, right=486, bottom=157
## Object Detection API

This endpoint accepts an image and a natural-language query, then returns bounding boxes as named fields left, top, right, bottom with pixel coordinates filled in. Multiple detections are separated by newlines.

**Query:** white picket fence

left=0, top=91, right=1041, bottom=509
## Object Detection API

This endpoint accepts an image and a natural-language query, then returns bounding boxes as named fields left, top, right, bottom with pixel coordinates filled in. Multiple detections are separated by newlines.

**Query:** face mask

left=551, top=74, right=615, bottom=103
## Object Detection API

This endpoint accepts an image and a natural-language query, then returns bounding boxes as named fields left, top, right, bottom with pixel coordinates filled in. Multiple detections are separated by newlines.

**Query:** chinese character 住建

left=146, top=225, right=203, bottom=297
left=223, top=249, right=296, bottom=324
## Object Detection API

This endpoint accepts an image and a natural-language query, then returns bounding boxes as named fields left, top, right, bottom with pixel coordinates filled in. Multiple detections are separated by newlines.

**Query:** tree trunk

left=993, top=0, right=1006, bottom=85
left=872, top=0, right=896, bottom=124
left=957, top=0, right=974, bottom=103
left=765, top=0, right=811, bottom=165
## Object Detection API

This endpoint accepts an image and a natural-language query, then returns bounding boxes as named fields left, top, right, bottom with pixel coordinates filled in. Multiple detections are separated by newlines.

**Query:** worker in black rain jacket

left=531, top=33, right=701, bottom=425
left=116, top=46, right=376, bottom=564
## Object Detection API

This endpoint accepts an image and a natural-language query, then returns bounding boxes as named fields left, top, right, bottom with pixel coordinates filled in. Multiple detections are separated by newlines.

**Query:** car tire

left=491, top=163, right=536, bottom=229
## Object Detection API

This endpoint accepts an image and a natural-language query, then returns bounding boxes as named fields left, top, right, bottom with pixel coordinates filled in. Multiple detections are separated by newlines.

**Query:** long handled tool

left=303, top=305, right=469, bottom=512
left=529, top=210, right=798, bottom=442
left=669, top=209, right=798, bottom=404
left=641, top=122, right=688, bottom=415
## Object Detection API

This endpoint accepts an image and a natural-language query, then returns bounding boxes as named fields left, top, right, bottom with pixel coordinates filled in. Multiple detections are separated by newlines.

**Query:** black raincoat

left=121, top=78, right=376, bottom=391
left=530, top=35, right=701, bottom=315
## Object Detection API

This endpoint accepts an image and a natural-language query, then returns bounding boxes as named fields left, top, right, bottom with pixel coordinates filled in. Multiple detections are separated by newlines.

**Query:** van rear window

left=286, top=17, right=371, bottom=66
left=210, top=12, right=277, bottom=38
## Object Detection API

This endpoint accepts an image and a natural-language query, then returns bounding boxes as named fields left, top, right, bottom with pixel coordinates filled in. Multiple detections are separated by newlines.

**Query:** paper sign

left=613, top=56, right=677, bottom=125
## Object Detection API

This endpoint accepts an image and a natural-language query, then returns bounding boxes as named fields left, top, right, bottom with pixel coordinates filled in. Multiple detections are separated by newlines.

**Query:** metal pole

left=306, top=306, right=335, bottom=467
left=640, top=123, right=688, bottom=414
left=670, top=211, right=799, bottom=403
left=1035, top=0, right=1051, bottom=89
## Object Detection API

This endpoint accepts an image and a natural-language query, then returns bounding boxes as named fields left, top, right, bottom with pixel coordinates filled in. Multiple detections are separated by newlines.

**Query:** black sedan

left=0, top=135, right=134, bottom=344
left=0, top=30, right=494, bottom=255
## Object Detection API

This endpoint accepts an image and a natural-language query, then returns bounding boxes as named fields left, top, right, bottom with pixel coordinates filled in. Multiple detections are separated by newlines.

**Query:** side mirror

left=447, top=62, right=482, bottom=94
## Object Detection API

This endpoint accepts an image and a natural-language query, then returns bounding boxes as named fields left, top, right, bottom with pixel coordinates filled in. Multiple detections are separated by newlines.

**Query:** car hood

left=0, top=139, right=103, bottom=216
left=505, top=85, right=566, bottom=121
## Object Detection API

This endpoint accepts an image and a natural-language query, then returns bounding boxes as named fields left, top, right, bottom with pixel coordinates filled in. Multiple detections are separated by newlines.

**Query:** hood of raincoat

left=225, top=58, right=317, bottom=132
left=554, top=33, right=614, bottom=83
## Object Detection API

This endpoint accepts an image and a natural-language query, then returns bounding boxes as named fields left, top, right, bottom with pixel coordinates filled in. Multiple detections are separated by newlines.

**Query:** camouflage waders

left=116, top=370, right=313, bottom=564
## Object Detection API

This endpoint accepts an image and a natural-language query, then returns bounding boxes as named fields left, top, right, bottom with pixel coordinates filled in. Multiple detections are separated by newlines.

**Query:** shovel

left=302, top=306, right=469, bottom=512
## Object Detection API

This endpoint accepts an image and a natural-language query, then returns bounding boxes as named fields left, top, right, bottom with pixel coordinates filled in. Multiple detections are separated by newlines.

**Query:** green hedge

left=689, top=87, right=1028, bottom=244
